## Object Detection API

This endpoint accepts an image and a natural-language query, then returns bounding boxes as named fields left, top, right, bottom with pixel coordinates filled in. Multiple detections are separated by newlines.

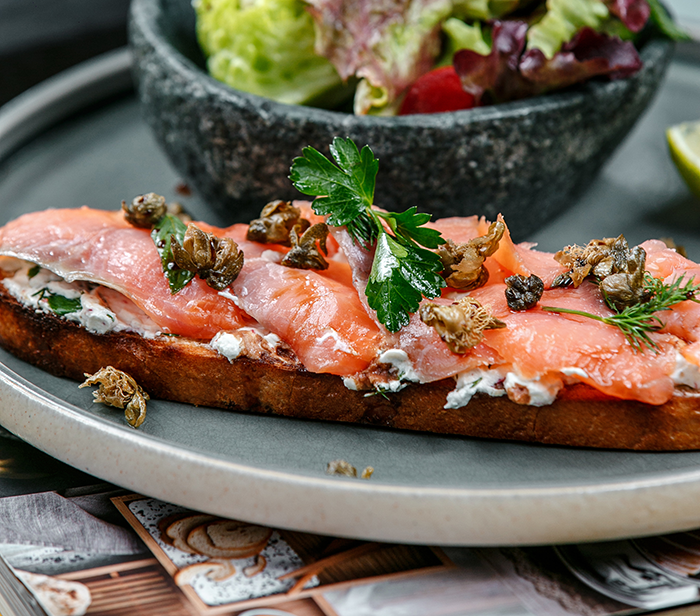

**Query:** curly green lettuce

left=193, top=0, right=345, bottom=106
left=440, top=17, right=491, bottom=64
left=451, top=0, right=530, bottom=20
left=526, top=0, right=610, bottom=58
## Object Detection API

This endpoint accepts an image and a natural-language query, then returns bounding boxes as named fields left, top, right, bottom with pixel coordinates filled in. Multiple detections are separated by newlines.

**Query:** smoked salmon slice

left=333, top=214, right=690, bottom=403
left=0, top=207, right=379, bottom=374
left=232, top=258, right=382, bottom=374
left=0, top=208, right=250, bottom=339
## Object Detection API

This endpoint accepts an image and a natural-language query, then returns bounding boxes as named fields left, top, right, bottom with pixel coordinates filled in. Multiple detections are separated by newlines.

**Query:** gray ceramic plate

left=2, top=49, right=700, bottom=547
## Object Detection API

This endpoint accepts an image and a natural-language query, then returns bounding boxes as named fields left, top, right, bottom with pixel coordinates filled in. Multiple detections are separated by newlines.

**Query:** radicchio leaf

left=605, top=0, right=650, bottom=33
left=304, top=0, right=452, bottom=114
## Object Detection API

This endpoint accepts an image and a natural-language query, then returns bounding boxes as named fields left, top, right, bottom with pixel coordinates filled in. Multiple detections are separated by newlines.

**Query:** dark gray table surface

left=0, top=0, right=129, bottom=106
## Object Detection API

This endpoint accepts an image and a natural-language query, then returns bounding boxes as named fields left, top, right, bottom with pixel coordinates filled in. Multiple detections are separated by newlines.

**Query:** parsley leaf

left=48, top=294, right=83, bottom=316
left=290, top=138, right=446, bottom=332
left=33, top=288, right=82, bottom=316
left=290, top=138, right=381, bottom=246
left=27, top=264, right=41, bottom=279
left=378, top=207, right=444, bottom=249
left=366, top=234, right=445, bottom=332
left=151, top=214, right=195, bottom=294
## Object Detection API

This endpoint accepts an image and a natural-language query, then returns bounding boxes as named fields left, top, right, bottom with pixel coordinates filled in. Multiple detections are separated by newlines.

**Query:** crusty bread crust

left=2, top=285, right=700, bottom=450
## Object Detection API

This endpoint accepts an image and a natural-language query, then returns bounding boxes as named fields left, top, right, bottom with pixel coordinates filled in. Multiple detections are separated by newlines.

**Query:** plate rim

left=9, top=358, right=700, bottom=497
left=6, top=357, right=700, bottom=547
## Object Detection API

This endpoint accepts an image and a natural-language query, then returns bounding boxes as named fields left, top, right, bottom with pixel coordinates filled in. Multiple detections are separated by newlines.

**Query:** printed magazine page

left=1, top=426, right=700, bottom=616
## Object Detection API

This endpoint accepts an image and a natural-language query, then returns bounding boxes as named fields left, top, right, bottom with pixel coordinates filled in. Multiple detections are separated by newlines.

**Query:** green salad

left=193, top=0, right=687, bottom=115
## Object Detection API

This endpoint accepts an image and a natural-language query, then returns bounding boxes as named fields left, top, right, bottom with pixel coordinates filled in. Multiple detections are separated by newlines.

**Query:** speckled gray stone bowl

left=129, top=0, right=674, bottom=239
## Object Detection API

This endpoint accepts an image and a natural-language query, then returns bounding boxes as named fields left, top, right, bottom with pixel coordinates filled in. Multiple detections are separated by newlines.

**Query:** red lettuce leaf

left=304, top=0, right=452, bottom=114
left=453, top=22, right=643, bottom=105
left=605, top=0, right=651, bottom=33
left=453, top=21, right=537, bottom=104
left=520, top=28, right=643, bottom=85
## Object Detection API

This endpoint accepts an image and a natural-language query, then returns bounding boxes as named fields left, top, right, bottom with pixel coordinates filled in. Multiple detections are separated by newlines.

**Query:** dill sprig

left=542, top=273, right=700, bottom=352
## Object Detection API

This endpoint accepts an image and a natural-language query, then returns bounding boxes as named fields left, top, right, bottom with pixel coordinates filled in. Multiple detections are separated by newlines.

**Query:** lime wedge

left=667, top=120, right=700, bottom=199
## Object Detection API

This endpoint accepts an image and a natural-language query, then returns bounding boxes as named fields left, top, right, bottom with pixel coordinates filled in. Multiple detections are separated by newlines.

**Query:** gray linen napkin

left=0, top=491, right=142, bottom=554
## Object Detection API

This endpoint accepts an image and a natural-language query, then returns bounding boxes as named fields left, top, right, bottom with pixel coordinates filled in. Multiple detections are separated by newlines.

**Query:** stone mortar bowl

left=129, top=0, right=674, bottom=240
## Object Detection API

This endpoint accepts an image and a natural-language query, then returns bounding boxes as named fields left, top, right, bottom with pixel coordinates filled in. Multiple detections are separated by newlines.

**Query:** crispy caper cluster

left=553, top=235, right=650, bottom=310
left=171, top=224, right=244, bottom=291
left=326, top=459, right=374, bottom=479
left=122, top=193, right=167, bottom=228
left=80, top=366, right=149, bottom=428
left=437, top=220, right=505, bottom=290
left=505, top=274, right=544, bottom=311
left=123, top=193, right=192, bottom=228
left=598, top=245, right=649, bottom=311
left=247, top=200, right=310, bottom=246
left=281, top=223, right=330, bottom=270
left=419, top=297, right=506, bottom=354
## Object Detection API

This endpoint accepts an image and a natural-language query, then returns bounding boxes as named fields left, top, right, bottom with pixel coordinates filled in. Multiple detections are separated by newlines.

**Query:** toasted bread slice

left=2, top=283, right=700, bottom=450
left=157, top=512, right=197, bottom=547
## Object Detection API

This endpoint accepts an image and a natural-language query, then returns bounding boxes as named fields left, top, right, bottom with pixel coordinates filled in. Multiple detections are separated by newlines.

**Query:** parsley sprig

left=290, top=137, right=445, bottom=332
left=151, top=214, right=195, bottom=294
left=542, top=274, right=700, bottom=352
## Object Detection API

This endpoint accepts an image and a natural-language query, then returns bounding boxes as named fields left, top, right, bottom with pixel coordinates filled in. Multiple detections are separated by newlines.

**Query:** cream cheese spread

left=210, top=331, right=244, bottom=361
left=446, top=367, right=564, bottom=409
left=503, top=372, right=562, bottom=407
left=672, top=352, right=700, bottom=389
left=209, top=327, right=293, bottom=365
left=377, top=349, right=420, bottom=383
left=375, top=348, right=421, bottom=392
left=2, top=261, right=162, bottom=337
left=444, top=368, right=507, bottom=409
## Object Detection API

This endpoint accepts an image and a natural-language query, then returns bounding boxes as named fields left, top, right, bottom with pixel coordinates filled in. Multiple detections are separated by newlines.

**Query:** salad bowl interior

left=128, top=0, right=675, bottom=239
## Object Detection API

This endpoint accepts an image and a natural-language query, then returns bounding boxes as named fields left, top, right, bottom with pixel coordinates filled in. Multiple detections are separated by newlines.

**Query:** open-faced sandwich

left=1, top=138, right=700, bottom=450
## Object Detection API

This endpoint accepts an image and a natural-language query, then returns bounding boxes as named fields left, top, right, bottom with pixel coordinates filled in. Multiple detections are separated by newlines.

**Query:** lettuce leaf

left=521, top=26, right=643, bottom=84
left=454, top=20, right=643, bottom=104
left=304, top=0, right=453, bottom=115
left=526, top=0, right=610, bottom=58
left=194, top=0, right=345, bottom=106
left=451, top=0, right=526, bottom=20
left=440, top=17, right=491, bottom=65
left=646, top=0, right=692, bottom=41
